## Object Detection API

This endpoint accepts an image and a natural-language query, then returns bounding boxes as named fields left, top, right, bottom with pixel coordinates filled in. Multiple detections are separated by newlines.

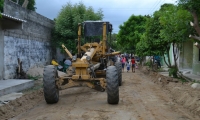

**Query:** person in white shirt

left=127, top=61, right=130, bottom=72
left=117, top=55, right=121, bottom=62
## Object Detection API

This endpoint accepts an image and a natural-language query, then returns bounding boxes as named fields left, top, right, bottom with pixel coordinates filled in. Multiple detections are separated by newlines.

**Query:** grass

left=178, top=77, right=188, bottom=83
left=27, top=74, right=42, bottom=80
left=22, top=74, right=43, bottom=94
left=22, top=81, right=43, bottom=94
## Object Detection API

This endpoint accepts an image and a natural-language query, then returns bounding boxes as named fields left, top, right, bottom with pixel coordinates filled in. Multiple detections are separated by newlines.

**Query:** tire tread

left=43, top=65, right=59, bottom=104
left=106, top=66, right=119, bottom=104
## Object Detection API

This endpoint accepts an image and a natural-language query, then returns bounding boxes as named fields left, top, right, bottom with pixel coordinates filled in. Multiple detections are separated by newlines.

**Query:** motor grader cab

left=43, top=21, right=122, bottom=104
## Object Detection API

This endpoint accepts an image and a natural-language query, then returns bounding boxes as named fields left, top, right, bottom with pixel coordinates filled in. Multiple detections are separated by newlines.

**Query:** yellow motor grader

left=43, top=21, right=122, bottom=104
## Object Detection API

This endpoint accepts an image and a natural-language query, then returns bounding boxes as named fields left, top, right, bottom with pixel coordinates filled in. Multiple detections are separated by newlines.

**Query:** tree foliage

left=117, top=15, right=147, bottom=54
left=159, top=4, right=192, bottom=68
left=178, top=0, right=200, bottom=13
left=115, top=2, right=193, bottom=76
left=0, top=0, right=3, bottom=14
left=159, top=4, right=192, bottom=44
left=178, top=0, right=200, bottom=48
left=135, top=3, right=192, bottom=72
left=11, top=0, right=36, bottom=11
left=136, top=12, right=163, bottom=57
left=52, top=2, right=103, bottom=54
left=109, top=33, right=120, bottom=51
left=136, top=4, right=191, bottom=55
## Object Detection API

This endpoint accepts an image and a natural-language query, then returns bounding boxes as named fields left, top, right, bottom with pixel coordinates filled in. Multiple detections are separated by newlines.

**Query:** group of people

left=117, top=55, right=137, bottom=73
left=52, top=55, right=138, bottom=73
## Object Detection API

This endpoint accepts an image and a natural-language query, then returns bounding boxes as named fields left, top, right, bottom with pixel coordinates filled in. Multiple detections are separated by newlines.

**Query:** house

left=179, top=40, right=200, bottom=75
left=161, top=40, right=200, bottom=75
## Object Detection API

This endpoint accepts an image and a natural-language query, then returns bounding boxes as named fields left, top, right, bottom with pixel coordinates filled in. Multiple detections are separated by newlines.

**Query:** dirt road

left=2, top=69, right=200, bottom=120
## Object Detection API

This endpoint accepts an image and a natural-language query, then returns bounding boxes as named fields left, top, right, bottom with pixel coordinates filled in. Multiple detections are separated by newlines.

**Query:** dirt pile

left=26, top=65, right=69, bottom=79
left=140, top=66, right=200, bottom=117
left=0, top=90, right=44, bottom=120
left=0, top=64, right=70, bottom=120
left=26, top=65, right=44, bottom=80
left=1, top=65, right=199, bottom=119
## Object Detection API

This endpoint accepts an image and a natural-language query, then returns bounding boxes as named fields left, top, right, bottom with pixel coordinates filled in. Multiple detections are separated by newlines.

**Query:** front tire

left=43, top=65, right=59, bottom=104
left=106, top=66, right=119, bottom=104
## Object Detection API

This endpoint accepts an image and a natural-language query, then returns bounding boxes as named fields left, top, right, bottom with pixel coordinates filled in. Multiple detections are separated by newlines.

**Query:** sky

left=35, top=0, right=176, bottom=33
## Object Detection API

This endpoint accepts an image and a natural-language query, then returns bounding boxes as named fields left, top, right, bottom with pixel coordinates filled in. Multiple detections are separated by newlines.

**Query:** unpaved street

left=5, top=70, right=200, bottom=120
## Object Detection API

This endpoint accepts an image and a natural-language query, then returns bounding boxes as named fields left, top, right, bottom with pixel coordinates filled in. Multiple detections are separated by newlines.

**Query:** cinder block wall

left=179, top=40, right=193, bottom=69
left=193, top=46, right=200, bottom=75
left=3, top=0, right=54, bottom=79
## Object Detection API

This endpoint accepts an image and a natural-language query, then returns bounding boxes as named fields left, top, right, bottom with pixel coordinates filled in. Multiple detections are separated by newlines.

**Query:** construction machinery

left=43, top=21, right=122, bottom=104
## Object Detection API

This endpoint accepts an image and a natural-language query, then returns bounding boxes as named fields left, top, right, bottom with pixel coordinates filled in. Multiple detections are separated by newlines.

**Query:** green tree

left=135, top=4, right=192, bottom=77
left=11, top=0, right=36, bottom=11
left=178, top=0, right=200, bottom=48
left=0, top=0, right=3, bottom=15
left=159, top=4, right=192, bottom=70
left=136, top=13, right=164, bottom=57
left=117, top=15, right=147, bottom=54
left=52, top=2, right=103, bottom=54
left=109, top=33, right=120, bottom=51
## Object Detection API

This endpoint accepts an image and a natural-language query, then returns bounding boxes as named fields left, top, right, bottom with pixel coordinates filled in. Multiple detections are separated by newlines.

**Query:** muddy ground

left=0, top=67, right=200, bottom=120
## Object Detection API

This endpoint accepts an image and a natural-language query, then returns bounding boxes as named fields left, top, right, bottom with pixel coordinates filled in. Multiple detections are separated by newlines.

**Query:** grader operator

left=43, top=21, right=122, bottom=104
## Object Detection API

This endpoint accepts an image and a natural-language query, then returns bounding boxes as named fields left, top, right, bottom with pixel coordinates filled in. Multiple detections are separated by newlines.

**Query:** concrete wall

left=0, top=23, right=4, bottom=80
left=2, top=0, right=54, bottom=79
left=192, top=46, right=200, bottom=75
left=3, top=0, right=54, bottom=41
left=179, top=41, right=193, bottom=69
left=4, top=37, right=51, bottom=79
left=56, top=48, right=68, bottom=64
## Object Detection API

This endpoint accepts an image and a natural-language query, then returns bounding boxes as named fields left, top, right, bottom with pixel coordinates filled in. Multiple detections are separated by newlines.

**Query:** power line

left=104, top=0, right=168, bottom=33
left=151, top=0, right=166, bottom=14
left=150, top=0, right=161, bottom=13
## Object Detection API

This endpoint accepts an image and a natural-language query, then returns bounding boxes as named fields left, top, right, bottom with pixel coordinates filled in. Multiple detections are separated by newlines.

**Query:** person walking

left=127, top=61, right=130, bottom=72
left=154, top=55, right=161, bottom=68
left=131, top=57, right=135, bottom=73
left=125, top=55, right=129, bottom=66
left=117, top=55, right=121, bottom=62
left=121, top=55, right=126, bottom=72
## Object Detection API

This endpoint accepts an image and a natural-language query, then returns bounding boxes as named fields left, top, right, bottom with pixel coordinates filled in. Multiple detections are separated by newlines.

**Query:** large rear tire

left=43, top=65, right=59, bottom=104
left=115, top=62, right=122, bottom=86
left=106, top=66, right=119, bottom=104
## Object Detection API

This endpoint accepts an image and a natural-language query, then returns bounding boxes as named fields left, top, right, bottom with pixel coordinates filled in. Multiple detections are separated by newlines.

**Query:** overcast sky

left=35, top=0, right=176, bottom=33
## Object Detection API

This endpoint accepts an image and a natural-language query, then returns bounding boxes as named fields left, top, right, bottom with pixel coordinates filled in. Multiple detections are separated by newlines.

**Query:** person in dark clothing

left=125, top=55, right=129, bottom=66
left=131, top=57, right=136, bottom=72
left=154, top=55, right=161, bottom=68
